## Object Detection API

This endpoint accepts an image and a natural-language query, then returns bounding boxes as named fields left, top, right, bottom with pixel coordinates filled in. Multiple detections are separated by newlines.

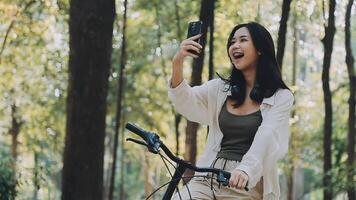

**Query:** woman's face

left=228, top=27, right=260, bottom=71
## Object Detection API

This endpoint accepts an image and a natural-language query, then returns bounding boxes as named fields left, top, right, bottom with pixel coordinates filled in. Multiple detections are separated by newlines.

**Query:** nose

left=231, top=42, right=241, bottom=50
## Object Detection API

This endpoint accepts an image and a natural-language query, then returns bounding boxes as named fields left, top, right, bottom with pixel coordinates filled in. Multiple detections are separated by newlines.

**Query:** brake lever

left=146, top=133, right=161, bottom=154
left=126, top=137, right=161, bottom=154
left=217, top=171, right=249, bottom=191
left=217, top=171, right=230, bottom=187
left=126, top=138, right=148, bottom=147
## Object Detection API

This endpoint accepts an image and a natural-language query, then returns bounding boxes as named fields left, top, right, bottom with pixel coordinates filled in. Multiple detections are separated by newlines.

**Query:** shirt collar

left=262, top=95, right=275, bottom=105
left=225, top=85, right=276, bottom=106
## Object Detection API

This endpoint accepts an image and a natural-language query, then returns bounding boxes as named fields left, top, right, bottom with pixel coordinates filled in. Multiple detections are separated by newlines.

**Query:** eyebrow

left=232, top=35, right=248, bottom=40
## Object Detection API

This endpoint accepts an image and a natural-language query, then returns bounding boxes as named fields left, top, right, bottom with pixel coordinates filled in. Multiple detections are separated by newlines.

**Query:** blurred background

left=0, top=0, right=355, bottom=199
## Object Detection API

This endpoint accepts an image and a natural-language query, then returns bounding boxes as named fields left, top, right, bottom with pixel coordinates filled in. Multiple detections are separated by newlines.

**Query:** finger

left=186, top=52, right=198, bottom=58
left=187, top=33, right=202, bottom=41
left=229, top=174, right=237, bottom=187
left=242, top=179, right=248, bottom=188
left=182, top=45, right=201, bottom=54
left=236, top=173, right=244, bottom=188
left=233, top=174, right=240, bottom=187
left=235, top=178, right=241, bottom=189
left=184, top=40, right=203, bottom=49
left=237, top=176, right=247, bottom=188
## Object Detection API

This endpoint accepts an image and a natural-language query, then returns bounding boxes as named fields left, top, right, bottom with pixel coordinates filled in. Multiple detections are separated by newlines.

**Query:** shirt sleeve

left=236, top=89, right=294, bottom=188
left=168, top=79, right=213, bottom=125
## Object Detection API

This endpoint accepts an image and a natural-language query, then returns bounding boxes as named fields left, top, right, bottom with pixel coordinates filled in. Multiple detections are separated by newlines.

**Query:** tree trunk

left=175, top=115, right=182, bottom=156
left=144, top=151, right=153, bottom=198
left=154, top=0, right=182, bottom=157
left=174, top=0, right=183, bottom=156
left=108, top=0, right=127, bottom=199
left=184, top=0, right=215, bottom=183
left=119, top=114, right=126, bottom=200
left=321, top=0, right=336, bottom=199
left=103, top=137, right=113, bottom=199
left=276, top=0, right=292, bottom=71
left=299, top=31, right=307, bottom=82
left=345, top=0, right=355, bottom=199
left=255, top=0, right=261, bottom=23
left=33, top=152, right=39, bottom=200
left=208, top=2, right=215, bottom=81
left=61, top=0, right=115, bottom=199
left=9, top=104, right=22, bottom=163
left=155, top=1, right=166, bottom=78
left=174, top=0, right=183, bottom=42
left=287, top=6, right=298, bottom=200
left=8, top=103, right=23, bottom=199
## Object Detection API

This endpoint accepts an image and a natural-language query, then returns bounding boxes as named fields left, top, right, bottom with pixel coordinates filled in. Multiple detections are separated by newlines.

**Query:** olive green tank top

left=216, top=100, right=262, bottom=161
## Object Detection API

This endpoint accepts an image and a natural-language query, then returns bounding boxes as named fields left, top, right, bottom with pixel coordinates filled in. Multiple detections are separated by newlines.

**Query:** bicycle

left=125, top=122, right=249, bottom=200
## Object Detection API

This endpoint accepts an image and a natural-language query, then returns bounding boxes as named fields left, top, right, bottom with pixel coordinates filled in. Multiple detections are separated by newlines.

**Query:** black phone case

left=187, top=21, right=203, bottom=55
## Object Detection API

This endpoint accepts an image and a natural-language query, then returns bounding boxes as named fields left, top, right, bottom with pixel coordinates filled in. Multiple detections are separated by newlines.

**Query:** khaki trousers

left=172, top=157, right=263, bottom=200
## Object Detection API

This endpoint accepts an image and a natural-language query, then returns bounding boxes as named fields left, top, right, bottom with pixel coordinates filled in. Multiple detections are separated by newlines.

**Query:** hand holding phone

left=171, top=21, right=203, bottom=88
left=187, top=21, right=203, bottom=55
left=172, top=21, right=203, bottom=63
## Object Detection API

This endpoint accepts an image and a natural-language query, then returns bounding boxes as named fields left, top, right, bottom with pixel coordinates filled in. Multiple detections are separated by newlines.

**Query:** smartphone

left=187, top=21, right=203, bottom=55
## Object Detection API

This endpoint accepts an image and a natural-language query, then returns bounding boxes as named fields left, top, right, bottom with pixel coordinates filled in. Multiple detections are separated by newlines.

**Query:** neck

left=242, top=67, right=256, bottom=89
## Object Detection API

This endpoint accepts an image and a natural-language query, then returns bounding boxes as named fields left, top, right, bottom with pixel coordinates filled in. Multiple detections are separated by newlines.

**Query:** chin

left=233, top=63, right=246, bottom=70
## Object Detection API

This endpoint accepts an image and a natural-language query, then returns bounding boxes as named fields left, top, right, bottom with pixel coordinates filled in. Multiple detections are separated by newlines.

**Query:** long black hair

left=217, top=22, right=290, bottom=108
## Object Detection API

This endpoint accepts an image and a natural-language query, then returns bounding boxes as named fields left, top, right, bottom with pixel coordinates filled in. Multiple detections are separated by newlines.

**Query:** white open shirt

left=168, top=78, right=294, bottom=200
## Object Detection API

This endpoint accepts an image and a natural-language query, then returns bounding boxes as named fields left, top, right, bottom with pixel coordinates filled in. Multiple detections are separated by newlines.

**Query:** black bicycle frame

left=125, top=122, right=247, bottom=200
left=162, top=164, right=186, bottom=200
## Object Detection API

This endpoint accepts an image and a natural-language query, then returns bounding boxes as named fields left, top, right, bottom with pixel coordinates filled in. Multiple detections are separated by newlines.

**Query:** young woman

left=168, top=22, right=294, bottom=200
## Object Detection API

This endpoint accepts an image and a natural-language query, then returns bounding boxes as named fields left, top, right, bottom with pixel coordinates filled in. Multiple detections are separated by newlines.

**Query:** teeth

left=233, top=52, right=244, bottom=59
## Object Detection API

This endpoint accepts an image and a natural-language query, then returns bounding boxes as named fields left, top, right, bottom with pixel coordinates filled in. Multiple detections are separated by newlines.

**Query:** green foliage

left=0, top=0, right=67, bottom=198
left=0, top=149, right=16, bottom=200
left=0, top=0, right=355, bottom=199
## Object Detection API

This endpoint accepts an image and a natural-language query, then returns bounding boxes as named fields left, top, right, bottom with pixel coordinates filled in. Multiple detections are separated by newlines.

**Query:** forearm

left=171, top=57, right=184, bottom=88
left=170, top=34, right=202, bottom=88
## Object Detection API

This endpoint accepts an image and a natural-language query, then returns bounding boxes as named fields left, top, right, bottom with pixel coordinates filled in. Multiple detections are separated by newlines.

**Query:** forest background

left=0, top=0, right=355, bottom=199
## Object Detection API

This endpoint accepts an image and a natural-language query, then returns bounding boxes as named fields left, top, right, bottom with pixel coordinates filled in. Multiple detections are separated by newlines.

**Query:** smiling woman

left=220, top=22, right=290, bottom=109
left=229, top=28, right=261, bottom=72
left=169, top=22, right=294, bottom=200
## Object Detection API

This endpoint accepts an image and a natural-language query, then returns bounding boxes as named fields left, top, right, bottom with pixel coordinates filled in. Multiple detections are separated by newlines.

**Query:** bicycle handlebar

left=125, top=123, right=161, bottom=153
left=125, top=123, right=148, bottom=139
left=125, top=122, right=248, bottom=190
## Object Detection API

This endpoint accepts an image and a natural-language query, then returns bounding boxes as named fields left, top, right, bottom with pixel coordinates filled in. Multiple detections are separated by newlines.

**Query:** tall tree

left=144, top=151, right=153, bottom=198
left=174, top=0, right=183, bottom=42
left=208, top=0, right=215, bottom=81
left=1, top=0, right=36, bottom=174
left=184, top=0, right=215, bottom=182
left=9, top=103, right=23, bottom=198
left=276, top=0, right=292, bottom=71
left=287, top=4, right=299, bottom=199
left=9, top=104, right=23, bottom=164
left=8, top=103, right=22, bottom=198
left=321, top=0, right=336, bottom=199
left=61, top=0, right=115, bottom=199
left=174, top=0, right=183, bottom=156
left=33, top=152, right=39, bottom=199
left=108, top=0, right=127, bottom=199
left=345, top=0, right=355, bottom=199
left=119, top=114, right=126, bottom=199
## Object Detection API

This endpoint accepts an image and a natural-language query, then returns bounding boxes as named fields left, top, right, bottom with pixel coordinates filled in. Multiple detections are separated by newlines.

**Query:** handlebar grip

left=125, top=122, right=161, bottom=154
left=125, top=123, right=148, bottom=140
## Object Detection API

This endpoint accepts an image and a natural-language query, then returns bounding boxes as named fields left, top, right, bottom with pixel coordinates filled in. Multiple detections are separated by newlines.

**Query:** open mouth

left=232, top=52, right=244, bottom=59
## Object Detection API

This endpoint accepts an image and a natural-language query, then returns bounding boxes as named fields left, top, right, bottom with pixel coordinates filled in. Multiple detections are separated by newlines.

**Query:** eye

left=240, top=38, right=247, bottom=42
